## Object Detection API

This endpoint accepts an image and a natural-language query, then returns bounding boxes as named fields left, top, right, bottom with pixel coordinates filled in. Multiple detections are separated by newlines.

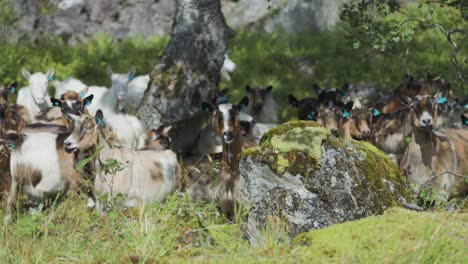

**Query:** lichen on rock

left=236, top=121, right=412, bottom=244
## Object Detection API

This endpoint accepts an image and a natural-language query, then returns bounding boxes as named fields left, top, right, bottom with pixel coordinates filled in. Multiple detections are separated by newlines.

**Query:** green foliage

left=0, top=0, right=18, bottom=28
left=340, top=0, right=468, bottom=88
left=0, top=33, right=168, bottom=93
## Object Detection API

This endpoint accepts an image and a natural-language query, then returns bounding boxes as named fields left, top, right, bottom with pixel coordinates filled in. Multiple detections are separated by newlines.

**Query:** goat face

left=407, top=95, right=438, bottom=131
left=202, top=97, right=249, bottom=145
left=51, top=91, right=93, bottom=116
left=316, top=106, right=340, bottom=137
left=107, top=66, right=136, bottom=103
left=64, top=110, right=103, bottom=153
left=246, top=85, right=272, bottom=115
left=288, top=94, right=319, bottom=121
left=22, top=68, right=54, bottom=105
left=340, top=102, right=372, bottom=141
left=146, top=125, right=172, bottom=149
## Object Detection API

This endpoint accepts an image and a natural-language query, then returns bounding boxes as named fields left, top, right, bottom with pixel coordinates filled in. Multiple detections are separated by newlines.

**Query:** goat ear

left=427, top=72, right=433, bottom=80
left=46, top=68, right=55, bottom=81
left=201, top=102, right=214, bottom=113
left=404, top=73, right=413, bottom=82
left=22, top=68, right=31, bottom=80
left=288, top=94, right=299, bottom=108
left=245, top=85, right=253, bottom=93
left=106, top=65, right=114, bottom=78
left=312, top=84, right=321, bottom=96
left=435, top=84, right=449, bottom=99
left=237, top=96, right=249, bottom=111
left=95, top=110, right=104, bottom=127
left=239, top=121, right=251, bottom=136
left=342, top=102, right=353, bottom=118
left=461, top=114, right=468, bottom=125
left=215, top=89, right=229, bottom=104
left=7, top=82, right=17, bottom=94
left=128, top=66, right=136, bottom=80
left=79, top=87, right=89, bottom=98
left=83, top=94, right=94, bottom=106
left=51, top=98, right=62, bottom=107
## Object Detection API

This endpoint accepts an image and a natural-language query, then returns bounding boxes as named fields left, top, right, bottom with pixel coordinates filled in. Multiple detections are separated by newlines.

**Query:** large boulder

left=235, top=121, right=411, bottom=244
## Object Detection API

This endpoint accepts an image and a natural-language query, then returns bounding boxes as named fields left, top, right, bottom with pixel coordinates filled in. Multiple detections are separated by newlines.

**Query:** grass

left=0, top=193, right=466, bottom=263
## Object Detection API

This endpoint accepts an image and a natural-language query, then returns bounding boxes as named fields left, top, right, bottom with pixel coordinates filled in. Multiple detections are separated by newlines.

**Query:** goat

left=120, top=74, right=150, bottom=114
left=288, top=94, right=319, bottom=121
left=0, top=83, right=30, bottom=134
left=245, top=85, right=279, bottom=123
left=63, top=110, right=180, bottom=214
left=37, top=90, right=94, bottom=130
left=54, top=66, right=136, bottom=116
left=339, top=102, right=373, bottom=141
left=399, top=94, right=468, bottom=199
left=201, top=97, right=249, bottom=214
left=4, top=124, right=80, bottom=223
left=145, top=125, right=172, bottom=150
left=17, top=68, right=54, bottom=122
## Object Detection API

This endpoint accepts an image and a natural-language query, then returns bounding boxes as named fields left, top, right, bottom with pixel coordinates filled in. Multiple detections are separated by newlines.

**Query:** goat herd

left=0, top=66, right=467, bottom=223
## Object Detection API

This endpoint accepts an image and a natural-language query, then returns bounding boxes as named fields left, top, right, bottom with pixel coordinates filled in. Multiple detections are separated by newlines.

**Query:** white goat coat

left=10, top=133, right=64, bottom=199
left=122, top=75, right=150, bottom=113
left=17, top=88, right=51, bottom=122
left=94, top=148, right=179, bottom=212
left=106, top=113, right=146, bottom=149
left=54, top=77, right=87, bottom=98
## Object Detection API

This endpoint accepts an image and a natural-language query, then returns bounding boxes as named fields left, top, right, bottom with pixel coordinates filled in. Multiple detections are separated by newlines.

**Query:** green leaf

left=353, top=41, right=361, bottom=49
left=75, top=146, right=104, bottom=171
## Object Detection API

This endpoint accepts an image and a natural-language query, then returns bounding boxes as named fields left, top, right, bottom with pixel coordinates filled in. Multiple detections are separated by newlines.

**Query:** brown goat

left=201, top=97, right=249, bottom=214
left=400, top=94, right=468, bottom=199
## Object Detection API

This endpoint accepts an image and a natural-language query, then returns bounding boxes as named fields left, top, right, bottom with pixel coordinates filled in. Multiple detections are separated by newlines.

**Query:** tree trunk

left=138, top=0, right=233, bottom=129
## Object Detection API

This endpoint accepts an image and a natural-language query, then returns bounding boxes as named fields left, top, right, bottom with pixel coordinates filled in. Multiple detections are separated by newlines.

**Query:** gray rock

left=9, top=0, right=348, bottom=42
left=235, top=121, right=410, bottom=244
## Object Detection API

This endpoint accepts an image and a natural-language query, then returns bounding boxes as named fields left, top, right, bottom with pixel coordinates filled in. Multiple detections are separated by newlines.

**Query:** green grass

left=0, top=193, right=466, bottom=263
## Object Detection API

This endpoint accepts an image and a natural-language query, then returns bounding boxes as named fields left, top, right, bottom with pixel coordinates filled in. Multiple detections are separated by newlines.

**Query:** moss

left=243, top=121, right=329, bottom=177
left=349, top=140, right=412, bottom=206
left=292, top=207, right=468, bottom=263
left=153, top=63, right=184, bottom=98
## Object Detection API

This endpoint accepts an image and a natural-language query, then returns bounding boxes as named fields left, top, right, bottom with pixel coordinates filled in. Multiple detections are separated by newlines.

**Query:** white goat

left=121, top=74, right=150, bottom=114
left=63, top=111, right=179, bottom=214
left=4, top=125, right=79, bottom=223
left=17, top=69, right=54, bottom=122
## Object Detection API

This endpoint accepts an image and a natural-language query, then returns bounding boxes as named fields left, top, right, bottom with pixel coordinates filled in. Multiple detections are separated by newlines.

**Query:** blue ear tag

left=464, top=104, right=468, bottom=110
left=241, top=104, right=247, bottom=111
left=7, top=140, right=14, bottom=151
left=372, top=109, right=380, bottom=117
left=97, top=118, right=103, bottom=126
left=79, top=92, right=85, bottom=99
left=216, top=95, right=228, bottom=104
left=307, top=112, right=315, bottom=120
left=10, top=86, right=16, bottom=93
left=129, top=73, right=135, bottom=81
left=53, top=101, right=60, bottom=106
left=342, top=111, right=350, bottom=118
left=48, top=76, right=54, bottom=81
left=85, top=100, right=92, bottom=106
left=437, top=97, right=447, bottom=104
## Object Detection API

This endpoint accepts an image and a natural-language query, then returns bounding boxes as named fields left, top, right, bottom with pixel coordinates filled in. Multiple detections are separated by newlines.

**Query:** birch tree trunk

left=138, top=0, right=233, bottom=129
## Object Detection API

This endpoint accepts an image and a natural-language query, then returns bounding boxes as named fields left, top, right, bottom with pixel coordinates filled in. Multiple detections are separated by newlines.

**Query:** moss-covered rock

left=236, top=121, right=413, bottom=244
left=292, top=207, right=467, bottom=263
